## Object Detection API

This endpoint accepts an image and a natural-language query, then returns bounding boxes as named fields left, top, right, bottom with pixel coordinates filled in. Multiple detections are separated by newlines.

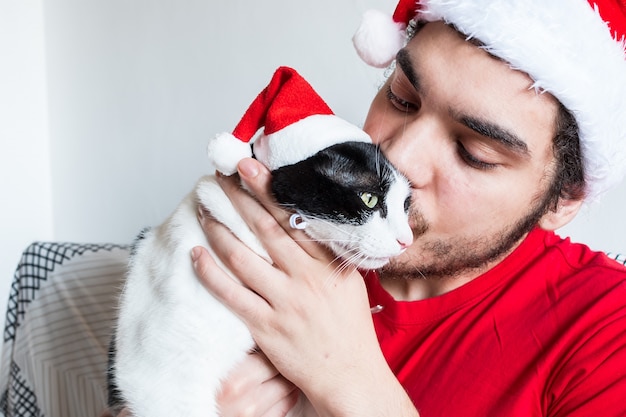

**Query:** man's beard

left=380, top=192, right=553, bottom=280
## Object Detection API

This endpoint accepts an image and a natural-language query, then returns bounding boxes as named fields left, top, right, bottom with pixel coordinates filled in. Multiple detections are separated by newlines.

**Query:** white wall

left=1, top=0, right=625, bottom=338
left=0, top=0, right=53, bottom=329
left=561, top=188, right=626, bottom=254
left=43, top=0, right=388, bottom=244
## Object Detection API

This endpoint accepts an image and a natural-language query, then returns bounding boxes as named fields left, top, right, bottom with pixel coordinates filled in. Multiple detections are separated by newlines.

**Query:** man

left=191, top=0, right=626, bottom=416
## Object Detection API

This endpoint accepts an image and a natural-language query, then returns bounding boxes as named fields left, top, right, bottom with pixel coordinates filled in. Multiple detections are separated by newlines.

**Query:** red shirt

left=364, top=228, right=626, bottom=416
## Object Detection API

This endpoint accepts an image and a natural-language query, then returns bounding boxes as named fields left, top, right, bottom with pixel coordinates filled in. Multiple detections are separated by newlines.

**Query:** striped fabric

left=0, top=242, right=129, bottom=417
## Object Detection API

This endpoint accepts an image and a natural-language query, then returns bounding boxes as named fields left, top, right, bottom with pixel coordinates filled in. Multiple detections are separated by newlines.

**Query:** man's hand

left=216, top=350, right=300, bottom=417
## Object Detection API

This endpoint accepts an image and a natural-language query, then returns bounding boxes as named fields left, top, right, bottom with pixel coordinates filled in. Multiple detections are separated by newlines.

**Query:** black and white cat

left=107, top=140, right=412, bottom=416
left=107, top=65, right=413, bottom=416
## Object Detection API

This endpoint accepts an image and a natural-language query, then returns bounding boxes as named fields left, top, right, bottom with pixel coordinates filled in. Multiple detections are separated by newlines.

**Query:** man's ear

left=538, top=197, right=584, bottom=231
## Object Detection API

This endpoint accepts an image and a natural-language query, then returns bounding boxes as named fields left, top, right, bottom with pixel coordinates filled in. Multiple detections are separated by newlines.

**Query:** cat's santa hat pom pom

left=352, top=0, right=417, bottom=68
left=207, top=66, right=371, bottom=174
left=207, top=132, right=252, bottom=176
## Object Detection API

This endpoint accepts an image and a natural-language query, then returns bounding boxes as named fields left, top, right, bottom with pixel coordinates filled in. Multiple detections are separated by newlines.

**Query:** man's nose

left=379, top=115, right=443, bottom=188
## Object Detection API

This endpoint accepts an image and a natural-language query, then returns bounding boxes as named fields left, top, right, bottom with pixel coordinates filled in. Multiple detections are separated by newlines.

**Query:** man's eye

left=386, top=86, right=419, bottom=112
left=457, top=142, right=498, bottom=170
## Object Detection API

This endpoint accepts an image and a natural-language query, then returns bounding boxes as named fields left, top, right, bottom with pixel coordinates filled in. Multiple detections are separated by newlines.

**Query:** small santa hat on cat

left=353, top=0, right=626, bottom=201
left=208, top=66, right=371, bottom=175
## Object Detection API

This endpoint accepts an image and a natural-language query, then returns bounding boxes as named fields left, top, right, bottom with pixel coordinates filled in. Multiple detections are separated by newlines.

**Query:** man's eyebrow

left=454, top=112, right=531, bottom=157
left=396, top=48, right=422, bottom=94
left=396, top=46, right=529, bottom=157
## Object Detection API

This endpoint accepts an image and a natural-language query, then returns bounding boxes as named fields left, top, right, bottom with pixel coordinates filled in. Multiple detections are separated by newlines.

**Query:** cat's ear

left=537, top=197, right=583, bottom=231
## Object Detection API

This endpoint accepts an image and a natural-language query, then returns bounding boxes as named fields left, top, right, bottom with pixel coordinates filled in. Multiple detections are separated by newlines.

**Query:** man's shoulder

left=545, top=230, right=626, bottom=278
left=518, top=229, right=626, bottom=313
left=536, top=231, right=626, bottom=320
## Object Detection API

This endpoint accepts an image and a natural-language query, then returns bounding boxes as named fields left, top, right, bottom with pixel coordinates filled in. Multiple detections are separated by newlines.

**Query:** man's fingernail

left=190, top=246, right=201, bottom=262
left=238, top=158, right=259, bottom=178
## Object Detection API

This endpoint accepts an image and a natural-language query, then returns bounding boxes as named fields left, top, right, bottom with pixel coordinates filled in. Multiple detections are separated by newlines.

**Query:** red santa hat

left=207, top=66, right=372, bottom=175
left=353, top=0, right=626, bottom=201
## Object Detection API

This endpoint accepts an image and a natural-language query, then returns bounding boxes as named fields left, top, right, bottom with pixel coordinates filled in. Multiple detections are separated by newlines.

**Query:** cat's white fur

left=113, top=168, right=412, bottom=416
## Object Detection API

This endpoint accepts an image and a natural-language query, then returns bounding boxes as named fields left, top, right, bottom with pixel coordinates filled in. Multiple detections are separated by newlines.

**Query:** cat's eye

left=360, top=192, right=379, bottom=209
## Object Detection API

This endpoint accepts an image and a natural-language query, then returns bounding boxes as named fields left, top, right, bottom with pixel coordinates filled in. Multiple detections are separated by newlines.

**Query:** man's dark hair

left=546, top=104, right=586, bottom=210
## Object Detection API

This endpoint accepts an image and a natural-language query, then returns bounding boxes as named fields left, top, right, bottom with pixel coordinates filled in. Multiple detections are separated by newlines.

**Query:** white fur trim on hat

left=253, top=114, right=372, bottom=171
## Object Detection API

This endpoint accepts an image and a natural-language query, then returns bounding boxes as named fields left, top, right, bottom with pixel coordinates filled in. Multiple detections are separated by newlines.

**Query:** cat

left=107, top=140, right=412, bottom=416
left=107, top=72, right=413, bottom=416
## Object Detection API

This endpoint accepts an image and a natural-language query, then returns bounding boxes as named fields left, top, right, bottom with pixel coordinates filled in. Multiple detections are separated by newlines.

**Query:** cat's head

left=271, top=142, right=413, bottom=270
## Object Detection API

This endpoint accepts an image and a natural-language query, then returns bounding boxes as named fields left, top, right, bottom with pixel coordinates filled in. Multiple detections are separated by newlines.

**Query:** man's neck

left=378, top=250, right=513, bottom=302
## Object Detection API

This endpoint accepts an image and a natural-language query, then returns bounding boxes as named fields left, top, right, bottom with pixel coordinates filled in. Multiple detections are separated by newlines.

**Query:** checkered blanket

left=0, top=242, right=129, bottom=417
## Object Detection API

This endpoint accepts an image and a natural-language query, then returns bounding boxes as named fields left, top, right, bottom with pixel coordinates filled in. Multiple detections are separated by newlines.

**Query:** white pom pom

left=206, top=132, right=253, bottom=175
left=352, top=9, right=407, bottom=68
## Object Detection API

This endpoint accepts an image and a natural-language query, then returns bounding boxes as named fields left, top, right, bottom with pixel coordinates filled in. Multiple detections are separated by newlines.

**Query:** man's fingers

left=226, top=158, right=333, bottom=265
left=217, top=350, right=299, bottom=417
left=190, top=235, right=270, bottom=322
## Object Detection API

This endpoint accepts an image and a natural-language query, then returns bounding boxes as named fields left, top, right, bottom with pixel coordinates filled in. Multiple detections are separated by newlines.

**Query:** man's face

left=363, top=22, right=560, bottom=281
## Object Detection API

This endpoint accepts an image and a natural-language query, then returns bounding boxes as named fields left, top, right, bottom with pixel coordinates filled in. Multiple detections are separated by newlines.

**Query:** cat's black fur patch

left=130, top=227, right=152, bottom=257
left=106, top=334, right=125, bottom=416
left=271, top=142, right=398, bottom=224
left=107, top=227, right=152, bottom=414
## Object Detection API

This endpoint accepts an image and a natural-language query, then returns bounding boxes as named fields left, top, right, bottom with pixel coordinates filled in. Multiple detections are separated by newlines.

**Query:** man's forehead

left=399, top=25, right=558, bottom=160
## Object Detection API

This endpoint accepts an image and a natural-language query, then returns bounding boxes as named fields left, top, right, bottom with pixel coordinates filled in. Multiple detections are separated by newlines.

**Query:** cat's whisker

left=413, top=266, right=428, bottom=280
left=321, top=246, right=363, bottom=282
left=374, top=145, right=382, bottom=177
left=336, top=249, right=367, bottom=272
left=323, top=268, right=342, bottom=290
left=292, top=237, right=356, bottom=244
left=302, top=215, right=355, bottom=237
left=369, top=81, right=391, bottom=145
left=324, top=256, right=360, bottom=290
left=282, top=210, right=356, bottom=239
left=322, top=258, right=349, bottom=289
